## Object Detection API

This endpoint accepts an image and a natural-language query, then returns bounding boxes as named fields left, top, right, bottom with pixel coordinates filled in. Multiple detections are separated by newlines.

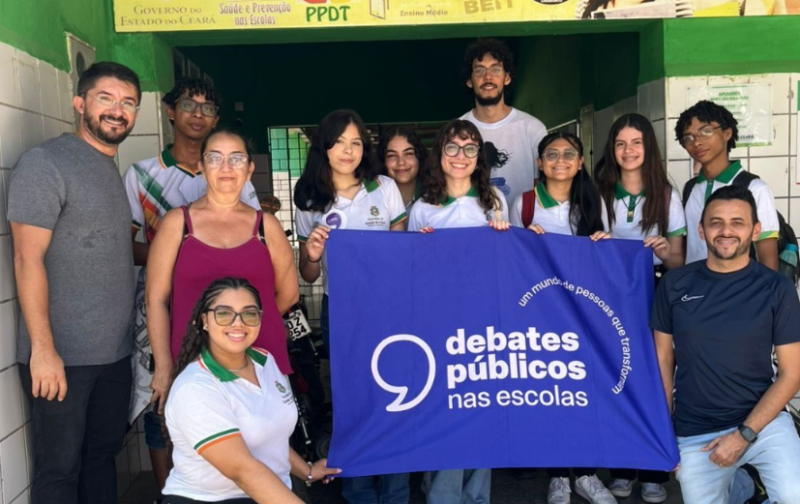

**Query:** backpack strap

left=681, top=178, right=698, bottom=208
left=180, top=205, right=193, bottom=237
left=731, top=170, right=760, bottom=188
left=521, top=190, right=536, bottom=228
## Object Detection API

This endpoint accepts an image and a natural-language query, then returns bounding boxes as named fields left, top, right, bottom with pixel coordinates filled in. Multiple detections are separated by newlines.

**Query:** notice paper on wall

left=688, top=83, right=772, bottom=147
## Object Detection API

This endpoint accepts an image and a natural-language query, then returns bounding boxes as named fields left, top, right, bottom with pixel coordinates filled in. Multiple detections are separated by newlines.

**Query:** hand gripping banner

left=326, top=227, right=679, bottom=476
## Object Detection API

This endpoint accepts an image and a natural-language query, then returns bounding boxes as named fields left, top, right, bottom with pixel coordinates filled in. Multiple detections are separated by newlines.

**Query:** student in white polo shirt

left=407, top=119, right=508, bottom=504
left=162, top=277, right=339, bottom=504
left=594, top=113, right=685, bottom=504
left=676, top=100, right=779, bottom=268
left=293, top=110, right=407, bottom=504
left=514, top=131, right=612, bottom=504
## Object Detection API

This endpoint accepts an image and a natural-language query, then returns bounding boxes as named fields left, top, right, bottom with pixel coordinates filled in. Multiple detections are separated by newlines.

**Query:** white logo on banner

left=371, top=334, right=436, bottom=412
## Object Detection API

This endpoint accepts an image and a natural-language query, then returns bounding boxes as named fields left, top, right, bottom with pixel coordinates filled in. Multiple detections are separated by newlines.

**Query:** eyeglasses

left=543, top=149, right=579, bottom=162
left=680, top=125, right=723, bottom=147
left=85, top=93, right=139, bottom=114
left=178, top=98, right=219, bottom=118
left=206, top=306, right=262, bottom=327
left=203, top=152, right=250, bottom=169
left=472, top=66, right=504, bottom=78
left=444, top=142, right=480, bottom=158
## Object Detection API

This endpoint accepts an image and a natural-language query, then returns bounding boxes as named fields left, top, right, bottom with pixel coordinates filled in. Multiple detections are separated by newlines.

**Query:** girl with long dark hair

left=161, top=277, right=338, bottom=504
left=378, top=126, right=428, bottom=211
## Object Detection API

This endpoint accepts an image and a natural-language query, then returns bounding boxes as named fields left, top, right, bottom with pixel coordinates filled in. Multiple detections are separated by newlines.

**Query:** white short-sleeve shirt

left=295, top=175, right=407, bottom=294
left=163, top=347, right=297, bottom=501
left=602, top=184, right=687, bottom=266
left=408, top=186, right=508, bottom=231
left=511, top=182, right=608, bottom=237
left=684, top=161, right=779, bottom=264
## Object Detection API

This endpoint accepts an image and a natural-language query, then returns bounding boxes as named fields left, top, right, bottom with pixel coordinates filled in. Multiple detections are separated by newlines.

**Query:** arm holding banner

left=298, top=226, right=329, bottom=283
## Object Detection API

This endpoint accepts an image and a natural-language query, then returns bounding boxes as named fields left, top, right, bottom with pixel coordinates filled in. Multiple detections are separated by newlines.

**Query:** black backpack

left=682, top=171, right=799, bottom=285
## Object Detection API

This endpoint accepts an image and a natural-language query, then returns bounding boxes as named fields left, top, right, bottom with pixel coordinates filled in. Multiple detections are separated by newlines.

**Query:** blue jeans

left=342, top=474, right=410, bottom=504
left=677, top=412, right=800, bottom=504
left=423, top=469, right=491, bottom=504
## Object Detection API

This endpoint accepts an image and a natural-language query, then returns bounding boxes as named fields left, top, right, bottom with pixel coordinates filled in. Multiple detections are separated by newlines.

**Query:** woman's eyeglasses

left=205, top=307, right=262, bottom=327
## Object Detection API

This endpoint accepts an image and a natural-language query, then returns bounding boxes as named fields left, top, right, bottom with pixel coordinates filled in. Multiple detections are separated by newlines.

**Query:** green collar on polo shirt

left=614, top=182, right=645, bottom=200
left=697, top=160, right=742, bottom=184
left=200, top=347, right=268, bottom=382
left=364, top=178, right=382, bottom=193
left=534, top=182, right=558, bottom=209
left=161, top=144, right=199, bottom=177
left=441, top=186, right=478, bottom=206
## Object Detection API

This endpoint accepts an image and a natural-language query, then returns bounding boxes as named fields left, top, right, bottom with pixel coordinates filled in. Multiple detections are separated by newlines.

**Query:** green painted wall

left=0, top=0, right=172, bottom=91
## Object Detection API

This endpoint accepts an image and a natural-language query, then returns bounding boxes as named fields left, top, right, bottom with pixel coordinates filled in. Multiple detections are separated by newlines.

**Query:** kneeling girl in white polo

left=161, top=277, right=339, bottom=504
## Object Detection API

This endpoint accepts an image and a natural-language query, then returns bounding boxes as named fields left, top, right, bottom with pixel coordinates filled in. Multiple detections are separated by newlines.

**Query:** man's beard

left=706, top=237, right=751, bottom=260
left=83, top=112, right=133, bottom=145
left=475, top=88, right=504, bottom=107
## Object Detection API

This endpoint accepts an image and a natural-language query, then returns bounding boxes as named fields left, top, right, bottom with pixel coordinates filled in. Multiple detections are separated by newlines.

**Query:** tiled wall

left=0, top=40, right=168, bottom=503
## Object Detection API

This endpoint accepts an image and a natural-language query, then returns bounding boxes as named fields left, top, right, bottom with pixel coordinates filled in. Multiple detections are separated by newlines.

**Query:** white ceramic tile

left=775, top=197, right=789, bottom=218
left=21, top=112, right=44, bottom=152
left=0, top=235, right=15, bottom=301
left=116, top=443, right=131, bottom=497
left=116, top=135, right=160, bottom=176
left=667, top=77, right=708, bottom=118
left=652, top=119, right=666, bottom=162
left=10, top=489, right=30, bottom=504
left=131, top=92, right=159, bottom=136
left=790, top=158, right=800, bottom=197
left=38, top=61, right=60, bottom=120
left=0, top=105, right=25, bottom=168
left=0, top=300, right=18, bottom=370
left=790, top=196, right=800, bottom=229
left=768, top=74, right=792, bottom=115
left=43, top=118, right=63, bottom=142
left=56, top=70, right=75, bottom=123
left=0, top=168, right=8, bottom=235
left=666, top=118, right=689, bottom=161
left=14, top=52, right=41, bottom=115
left=748, top=157, right=790, bottom=198
left=637, top=82, right=650, bottom=118
left=666, top=159, right=693, bottom=195
left=790, top=74, right=800, bottom=115
left=790, top=113, right=797, bottom=157
left=650, top=79, right=666, bottom=122
left=0, top=43, right=20, bottom=108
left=750, top=115, right=790, bottom=158
left=0, top=366, right=23, bottom=440
left=1, top=427, right=28, bottom=502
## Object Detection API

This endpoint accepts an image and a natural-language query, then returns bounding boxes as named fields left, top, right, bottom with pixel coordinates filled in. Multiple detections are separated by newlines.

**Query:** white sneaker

left=641, top=483, right=667, bottom=503
left=608, top=478, right=633, bottom=497
left=548, top=476, right=571, bottom=504
left=575, top=475, right=617, bottom=504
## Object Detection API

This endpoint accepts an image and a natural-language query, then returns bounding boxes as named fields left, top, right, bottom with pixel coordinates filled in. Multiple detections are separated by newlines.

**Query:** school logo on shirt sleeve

left=275, top=380, right=295, bottom=404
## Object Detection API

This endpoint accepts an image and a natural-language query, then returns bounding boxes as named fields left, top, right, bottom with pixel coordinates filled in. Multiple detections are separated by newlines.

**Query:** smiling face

left=169, top=91, right=219, bottom=142
left=200, top=132, right=254, bottom=194
left=700, top=198, right=760, bottom=262
left=466, top=54, right=511, bottom=107
left=384, top=135, right=419, bottom=185
left=614, top=126, right=645, bottom=172
left=327, top=122, right=364, bottom=178
left=202, top=288, right=261, bottom=359
left=538, top=138, right=583, bottom=183
left=440, top=135, right=479, bottom=183
left=74, top=76, right=139, bottom=146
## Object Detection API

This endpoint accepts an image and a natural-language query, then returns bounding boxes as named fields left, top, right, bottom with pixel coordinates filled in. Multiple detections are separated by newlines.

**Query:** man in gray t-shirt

left=8, top=62, right=141, bottom=504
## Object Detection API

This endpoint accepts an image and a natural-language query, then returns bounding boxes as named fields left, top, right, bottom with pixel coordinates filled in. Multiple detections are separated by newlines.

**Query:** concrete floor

left=120, top=468, right=685, bottom=504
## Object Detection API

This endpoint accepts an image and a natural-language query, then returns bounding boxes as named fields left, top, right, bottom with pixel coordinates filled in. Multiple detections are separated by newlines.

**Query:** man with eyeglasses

left=122, top=77, right=259, bottom=499
left=8, top=62, right=141, bottom=504
left=459, top=38, right=547, bottom=205
left=676, top=100, right=779, bottom=269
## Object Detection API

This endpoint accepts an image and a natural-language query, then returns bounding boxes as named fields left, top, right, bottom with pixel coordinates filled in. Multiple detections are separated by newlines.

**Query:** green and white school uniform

left=295, top=174, right=407, bottom=295
left=408, top=186, right=508, bottom=231
left=509, top=182, right=586, bottom=235
left=603, top=184, right=687, bottom=266
left=684, top=161, right=779, bottom=264
left=163, top=347, right=297, bottom=501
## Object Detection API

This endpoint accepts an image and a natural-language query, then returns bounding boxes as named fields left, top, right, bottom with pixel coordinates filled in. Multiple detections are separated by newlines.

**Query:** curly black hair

left=461, top=38, right=515, bottom=88
left=675, top=100, right=739, bottom=153
left=162, top=77, right=222, bottom=124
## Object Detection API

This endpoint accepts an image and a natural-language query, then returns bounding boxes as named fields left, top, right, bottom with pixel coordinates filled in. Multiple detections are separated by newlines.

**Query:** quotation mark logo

left=371, top=335, right=436, bottom=412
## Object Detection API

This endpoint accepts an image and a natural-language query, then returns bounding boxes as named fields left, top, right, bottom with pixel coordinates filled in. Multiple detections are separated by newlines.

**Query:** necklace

left=228, top=358, right=250, bottom=373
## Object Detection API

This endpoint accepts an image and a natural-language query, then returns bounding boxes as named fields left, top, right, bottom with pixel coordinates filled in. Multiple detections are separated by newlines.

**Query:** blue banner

left=326, top=227, right=679, bottom=477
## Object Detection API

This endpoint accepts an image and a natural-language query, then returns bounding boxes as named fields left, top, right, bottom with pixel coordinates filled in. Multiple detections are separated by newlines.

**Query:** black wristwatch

left=738, top=424, right=758, bottom=444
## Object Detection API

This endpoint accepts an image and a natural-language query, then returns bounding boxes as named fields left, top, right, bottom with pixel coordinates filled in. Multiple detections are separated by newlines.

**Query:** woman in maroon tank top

left=146, top=130, right=299, bottom=411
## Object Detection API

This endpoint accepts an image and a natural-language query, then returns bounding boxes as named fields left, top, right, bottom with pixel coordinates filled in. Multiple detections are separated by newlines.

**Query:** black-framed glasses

left=444, top=142, right=480, bottom=158
left=680, top=125, right=723, bottom=147
left=206, top=306, right=262, bottom=327
left=543, top=149, right=579, bottom=162
left=472, top=66, right=504, bottom=78
left=178, top=98, right=219, bottom=118
left=203, top=152, right=250, bottom=169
